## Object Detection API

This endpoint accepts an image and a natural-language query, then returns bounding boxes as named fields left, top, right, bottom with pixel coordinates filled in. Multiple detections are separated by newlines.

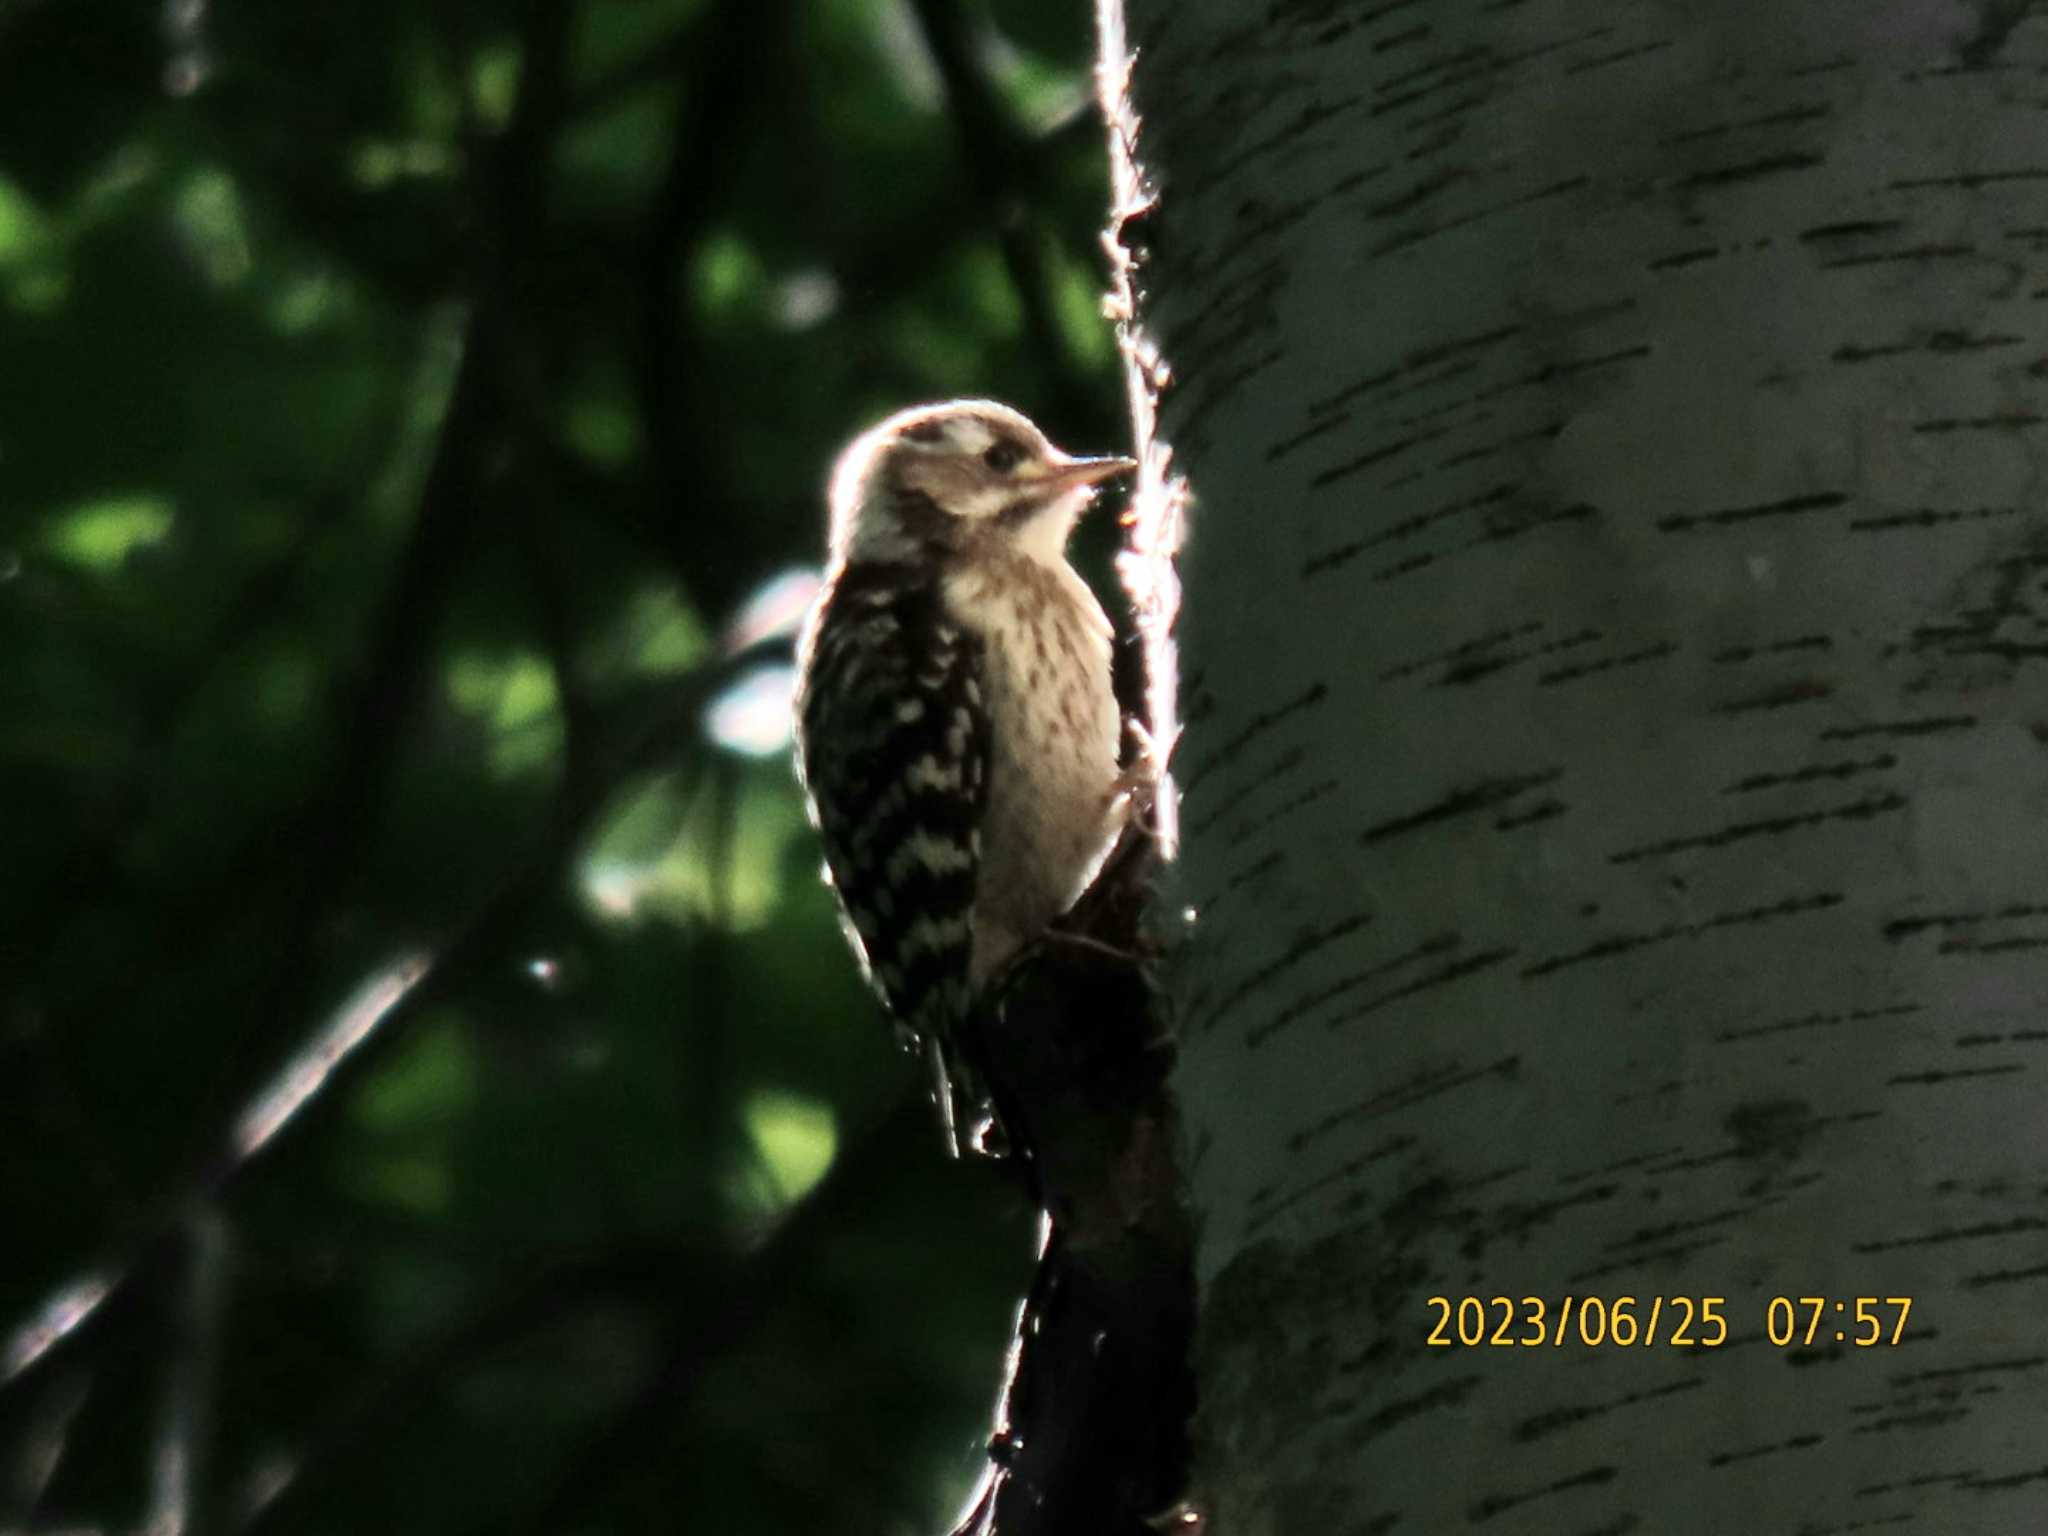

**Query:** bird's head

left=826, top=399, right=1134, bottom=568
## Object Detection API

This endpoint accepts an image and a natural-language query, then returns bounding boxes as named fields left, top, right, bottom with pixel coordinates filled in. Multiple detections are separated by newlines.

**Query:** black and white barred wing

left=794, top=571, right=991, bottom=1138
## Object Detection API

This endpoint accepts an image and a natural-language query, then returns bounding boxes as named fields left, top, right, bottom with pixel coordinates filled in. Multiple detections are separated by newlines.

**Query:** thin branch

left=195, top=0, right=579, bottom=1136
left=0, top=632, right=787, bottom=1405
left=501, top=1095, right=928, bottom=1536
left=903, top=0, right=1101, bottom=429
left=630, top=0, right=794, bottom=601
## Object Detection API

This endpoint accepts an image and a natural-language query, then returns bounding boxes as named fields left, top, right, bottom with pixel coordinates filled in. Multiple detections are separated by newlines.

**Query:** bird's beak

left=1036, top=453, right=1137, bottom=493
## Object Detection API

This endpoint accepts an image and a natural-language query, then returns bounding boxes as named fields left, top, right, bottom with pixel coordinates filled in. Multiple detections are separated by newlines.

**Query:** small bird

left=793, top=400, right=1135, bottom=1153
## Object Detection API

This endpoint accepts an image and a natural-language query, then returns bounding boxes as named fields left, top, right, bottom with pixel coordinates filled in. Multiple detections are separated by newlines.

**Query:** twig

left=630, top=0, right=795, bottom=603
left=903, top=0, right=1100, bottom=430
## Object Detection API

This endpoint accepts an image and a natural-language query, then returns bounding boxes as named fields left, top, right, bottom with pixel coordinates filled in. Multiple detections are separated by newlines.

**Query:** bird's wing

left=795, top=566, right=993, bottom=1151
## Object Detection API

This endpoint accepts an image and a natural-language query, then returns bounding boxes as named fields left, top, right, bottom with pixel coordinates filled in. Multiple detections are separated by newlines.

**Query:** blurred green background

left=0, top=0, right=1130, bottom=1530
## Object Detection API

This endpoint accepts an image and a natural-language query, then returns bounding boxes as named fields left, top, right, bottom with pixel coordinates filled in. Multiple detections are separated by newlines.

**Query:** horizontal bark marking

left=1521, top=891, right=1844, bottom=979
left=1851, top=506, right=2024, bottom=530
left=1460, top=342, right=1648, bottom=409
left=1304, top=483, right=1519, bottom=574
left=1955, top=1028, right=2048, bottom=1045
left=1377, top=618, right=1546, bottom=682
left=1400, top=90, right=1490, bottom=135
left=1387, top=355, right=1485, bottom=410
left=1324, top=159, right=1395, bottom=202
left=1941, top=933, right=2048, bottom=954
left=1559, top=1147, right=1674, bottom=1183
left=1210, top=94, right=1366, bottom=185
left=1371, top=22, right=1432, bottom=56
left=1657, top=491, right=1848, bottom=532
left=1816, top=242, right=1980, bottom=269
left=1386, top=480, right=1520, bottom=540
left=1460, top=627, right=1602, bottom=683
left=1819, top=713, right=1975, bottom=740
left=1370, top=174, right=1593, bottom=260
left=1722, top=753, right=1897, bottom=794
left=1890, top=168, right=2048, bottom=191
left=1568, top=1236, right=1754, bottom=1289
left=1287, top=1053, right=1519, bottom=1153
left=1215, top=849, right=1283, bottom=906
left=1181, top=744, right=1306, bottom=839
left=1248, top=932, right=1461, bottom=1048
left=1322, top=946, right=1518, bottom=1031
left=1889, top=1065, right=2027, bottom=1084
left=1912, top=411, right=2045, bottom=433
left=1853, top=1216, right=2048, bottom=1253
left=1495, top=797, right=1566, bottom=830
left=1265, top=412, right=1351, bottom=464
left=1467, top=1462, right=1618, bottom=1523
left=1365, top=164, right=1473, bottom=222
left=1337, top=1375, right=1485, bottom=1449
left=1799, top=218, right=1906, bottom=241
left=1705, top=1433, right=1825, bottom=1469
left=1715, top=1001, right=1922, bottom=1043
left=1712, top=634, right=1832, bottom=663
left=1956, top=1466, right=2048, bottom=1496
left=1377, top=41, right=1490, bottom=95
left=1373, top=21, right=1621, bottom=118
left=1606, top=791, right=1907, bottom=865
left=1308, top=424, right=1451, bottom=487
left=1891, top=1357, right=2048, bottom=1386
left=1673, top=151, right=1823, bottom=192
left=1883, top=902, right=2048, bottom=941
left=1185, top=853, right=1286, bottom=935
left=1370, top=72, right=1488, bottom=119
left=1238, top=195, right=1320, bottom=243
left=1245, top=1131, right=1417, bottom=1236
left=1488, top=1181, right=1623, bottom=1244
left=1172, top=347, right=1285, bottom=443
left=1832, top=330, right=2024, bottom=362
left=1360, top=769, right=1561, bottom=844
left=1469, top=500, right=1597, bottom=546
left=1638, top=1114, right=1880, bottom=1181
left=1357, top=0, right=1430, bottom=28
left=1851, top=1417, right=1974, bottom=1441
left=1646, top=245, right=1719, bottom=270
left=1294, top=321, right=1529, bottom=436
left=1193, top=910, right=1375, bottom=1039
left=1240, top=776, right=1340, bottom=838
left=1177, top=681, right=1328, bottom=794
left=1515, top=1378, right=1705, bottom=1444
left=1563, top=38, right=1675, bottom=76
left=1602, top=1201, right=1760, bottom=1254
left=1711, top=678, right=1835, bottom=714
left=1434, top=419, right=1565, bottom=472
left=1373, top=550, right=1436, bottom=582
left=1660, top=103, right=1831, bottom=146
left=1538, top=640, right=1678, bottom=686
left=1963, top=1262, right=2048, bottom=1289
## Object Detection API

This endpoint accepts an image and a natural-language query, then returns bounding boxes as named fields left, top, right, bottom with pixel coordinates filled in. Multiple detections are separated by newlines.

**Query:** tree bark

left=1108, top=0, right=2048, bottom=1528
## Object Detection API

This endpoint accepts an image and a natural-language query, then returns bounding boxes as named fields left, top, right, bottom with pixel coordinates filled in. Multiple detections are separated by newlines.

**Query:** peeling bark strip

left=1130, top=0, right=2048, bottom=1528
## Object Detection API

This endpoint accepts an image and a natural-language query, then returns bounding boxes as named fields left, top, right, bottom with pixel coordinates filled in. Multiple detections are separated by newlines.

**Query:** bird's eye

left=981, top=439, right=1024, bottom=473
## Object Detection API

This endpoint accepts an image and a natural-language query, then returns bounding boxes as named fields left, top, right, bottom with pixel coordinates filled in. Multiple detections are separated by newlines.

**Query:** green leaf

left=40, top=494, right=175, bottom=570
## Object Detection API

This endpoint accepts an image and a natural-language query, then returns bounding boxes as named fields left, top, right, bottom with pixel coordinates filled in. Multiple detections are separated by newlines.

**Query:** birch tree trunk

left=1106, top=0, right=2048, bottom=1528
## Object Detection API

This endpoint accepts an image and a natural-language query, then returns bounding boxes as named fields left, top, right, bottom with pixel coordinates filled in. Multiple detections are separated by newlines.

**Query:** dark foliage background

left=0, top=1, right=1129, bottom=1530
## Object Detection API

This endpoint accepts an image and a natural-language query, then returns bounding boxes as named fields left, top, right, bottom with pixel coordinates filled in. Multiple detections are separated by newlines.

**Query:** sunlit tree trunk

left=1109, top=0, right=2048, bottom=1528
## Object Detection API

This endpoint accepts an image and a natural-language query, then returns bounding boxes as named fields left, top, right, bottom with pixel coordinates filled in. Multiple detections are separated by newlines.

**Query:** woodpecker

left=793, top=400, right=1134, bottom=1154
